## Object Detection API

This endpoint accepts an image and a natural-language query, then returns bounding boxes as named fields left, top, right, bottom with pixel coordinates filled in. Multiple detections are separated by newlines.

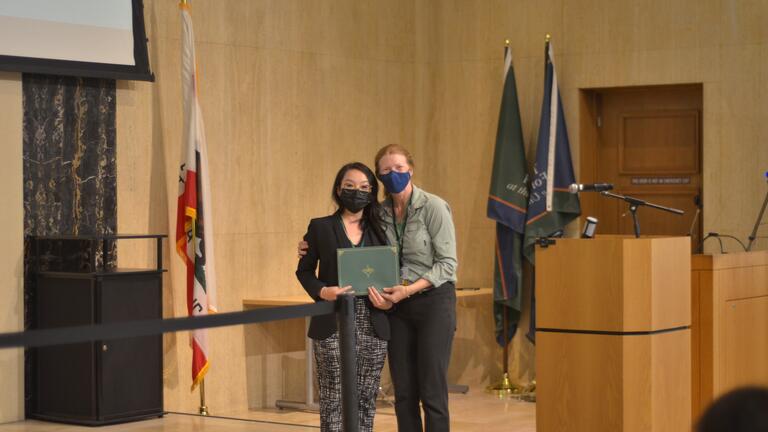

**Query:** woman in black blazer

left=296, top=162, right=393, bottom=432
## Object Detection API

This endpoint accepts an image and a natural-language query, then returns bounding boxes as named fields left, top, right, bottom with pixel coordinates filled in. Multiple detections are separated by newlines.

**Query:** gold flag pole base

left=486, top=373, right=523, bottom=398
left=199, top=379, right=209, bottom=416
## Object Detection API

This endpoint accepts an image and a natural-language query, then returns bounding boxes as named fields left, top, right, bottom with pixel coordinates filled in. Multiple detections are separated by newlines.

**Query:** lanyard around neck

left=391, top=196, right=411, bottom=261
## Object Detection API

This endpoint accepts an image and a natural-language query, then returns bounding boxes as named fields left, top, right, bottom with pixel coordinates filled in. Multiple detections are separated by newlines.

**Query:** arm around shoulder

left=295, top=219, right=326, bottom=300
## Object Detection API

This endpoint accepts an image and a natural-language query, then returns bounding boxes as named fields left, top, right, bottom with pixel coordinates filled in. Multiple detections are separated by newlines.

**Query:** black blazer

left=296, top=214, right=390, bottom=341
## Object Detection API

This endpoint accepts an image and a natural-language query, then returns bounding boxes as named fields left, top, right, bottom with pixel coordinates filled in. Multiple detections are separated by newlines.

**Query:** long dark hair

left=331, top=162, right=386, bottom=244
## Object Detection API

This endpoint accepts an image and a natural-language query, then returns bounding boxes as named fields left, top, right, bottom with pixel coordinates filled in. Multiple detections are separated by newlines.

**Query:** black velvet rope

left=0, top=301, right=335, bottom=349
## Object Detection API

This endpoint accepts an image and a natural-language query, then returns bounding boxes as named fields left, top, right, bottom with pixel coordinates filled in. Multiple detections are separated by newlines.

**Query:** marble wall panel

left=0, top=72, right=24, bottom=423
left=22, top=75, right=118, bottom=278
left=21, top=74, right=117, bottom=414
left=23, top=75, right=117, bottom=240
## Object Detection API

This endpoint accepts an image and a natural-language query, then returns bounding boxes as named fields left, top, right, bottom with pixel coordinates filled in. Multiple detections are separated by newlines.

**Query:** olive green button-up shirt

left=380, top=186, right=458, bottom=288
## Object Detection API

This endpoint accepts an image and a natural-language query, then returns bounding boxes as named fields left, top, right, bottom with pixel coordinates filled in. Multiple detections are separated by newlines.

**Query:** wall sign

left=631, top=177, right=691, bottom=185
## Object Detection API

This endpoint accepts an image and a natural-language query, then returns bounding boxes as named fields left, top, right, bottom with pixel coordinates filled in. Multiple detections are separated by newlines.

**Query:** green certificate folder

left=337, top=246, right=400, bottom=296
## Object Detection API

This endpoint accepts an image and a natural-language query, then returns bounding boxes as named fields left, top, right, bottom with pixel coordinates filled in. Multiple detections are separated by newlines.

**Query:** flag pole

left=180, top=0, right=203, bottom=416
left=503, top=308, right=508, bottom=373
left=501, top=37, right=512, bottom=386
left=199, top=378, right=209, bottom=416
left=520, top=38, right=552, bottom=402
left=487, top=305, right=519, bottom=397
left=486, top=40, right=521, bottom=396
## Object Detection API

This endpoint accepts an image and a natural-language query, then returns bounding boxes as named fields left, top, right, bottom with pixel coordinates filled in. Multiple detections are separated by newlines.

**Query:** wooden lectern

left=691, top=251, right=768, bottom=419
left=536, top=235, right=691, bottom=432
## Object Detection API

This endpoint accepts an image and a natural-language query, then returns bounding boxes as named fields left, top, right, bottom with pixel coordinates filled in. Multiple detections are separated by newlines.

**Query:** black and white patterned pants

left=314, top=297, right=388, bottom=432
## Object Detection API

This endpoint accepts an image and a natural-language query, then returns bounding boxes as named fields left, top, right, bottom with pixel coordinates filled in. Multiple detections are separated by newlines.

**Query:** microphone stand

left=746, top=184, right=768, bottom=251
left=600, top=191, right=685, bottom=238
left=688, top=195, right=702, bottom=253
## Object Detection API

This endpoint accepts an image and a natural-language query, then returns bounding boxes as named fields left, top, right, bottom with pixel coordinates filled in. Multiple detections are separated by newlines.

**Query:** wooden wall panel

left=692, top=251, right=768, bottom=419
left=0, top=0, right=765, bottom=420
left=619, top=110, right=699, bottom=174
left=107, top=0, right=768, bottom=415
left=723, top=297, right=768, bottom=391
left=535, top=236, right=690, bottom=332
left=419, top=0, right=768, bottom=387
left=537, top=330, right=690, bottom=432
left=691, top=269, right=702, bottom=421
left=116, top=0, right=425, bottom=414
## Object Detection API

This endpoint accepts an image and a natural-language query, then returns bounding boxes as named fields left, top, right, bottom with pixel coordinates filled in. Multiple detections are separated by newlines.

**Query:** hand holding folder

left=337, top=246, right=400, bottom=296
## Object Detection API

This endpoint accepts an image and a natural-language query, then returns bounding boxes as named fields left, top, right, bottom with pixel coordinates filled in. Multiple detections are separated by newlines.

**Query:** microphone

left=569, top=183, right=614, bottom=193
left=581, top=216, right=598, bottom=239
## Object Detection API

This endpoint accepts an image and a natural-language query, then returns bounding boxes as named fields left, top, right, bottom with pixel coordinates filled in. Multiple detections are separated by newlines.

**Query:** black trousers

left=388, top=282, right=456, bottom=432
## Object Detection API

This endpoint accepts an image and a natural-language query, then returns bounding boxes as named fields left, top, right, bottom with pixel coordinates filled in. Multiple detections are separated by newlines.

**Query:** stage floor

left=0, top=390, right=535, bottom=431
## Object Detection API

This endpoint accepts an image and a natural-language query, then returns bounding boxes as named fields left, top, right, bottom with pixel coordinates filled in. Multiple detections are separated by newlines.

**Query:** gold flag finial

left=545, top=34, right=551, bottom=42
left=180, top=0, right=188, bottom=5
left=505, top=39, right=510, bottom=46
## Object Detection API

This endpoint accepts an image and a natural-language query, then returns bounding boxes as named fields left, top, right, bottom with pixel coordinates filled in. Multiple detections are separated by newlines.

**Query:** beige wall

left=116, top=0, right=429, bottom=414
left=422, top=0, right=768, bottom=270
left=0, top=72, right=24, bottom=422
left=0, top=0, right=765, bottom=419
left=114, top=0, right=768, bottom=413
left=417, top=0, right=768, bottom=383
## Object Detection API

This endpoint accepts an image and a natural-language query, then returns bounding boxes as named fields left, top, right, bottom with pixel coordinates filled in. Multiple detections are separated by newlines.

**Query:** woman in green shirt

left=375, top=144, right=458, bottom=432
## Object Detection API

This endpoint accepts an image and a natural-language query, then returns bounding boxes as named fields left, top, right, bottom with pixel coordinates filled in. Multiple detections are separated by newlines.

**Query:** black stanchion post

left=336, top=294, right=358, bottom=432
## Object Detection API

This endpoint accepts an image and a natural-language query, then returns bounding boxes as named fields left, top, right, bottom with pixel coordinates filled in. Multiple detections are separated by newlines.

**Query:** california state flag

left=176, top=0, right=218, bottom=392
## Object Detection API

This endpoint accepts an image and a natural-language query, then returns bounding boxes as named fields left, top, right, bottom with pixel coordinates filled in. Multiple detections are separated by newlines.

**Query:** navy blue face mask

left=378, top=170, right=411, bottom=194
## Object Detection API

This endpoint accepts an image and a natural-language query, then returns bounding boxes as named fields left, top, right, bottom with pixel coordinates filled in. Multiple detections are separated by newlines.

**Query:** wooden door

left=580, top=85, right=702, bottom=248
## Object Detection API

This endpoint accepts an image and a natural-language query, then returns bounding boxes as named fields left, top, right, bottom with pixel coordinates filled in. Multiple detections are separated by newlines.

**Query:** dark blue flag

left=523, top=39, right=581, bottom=343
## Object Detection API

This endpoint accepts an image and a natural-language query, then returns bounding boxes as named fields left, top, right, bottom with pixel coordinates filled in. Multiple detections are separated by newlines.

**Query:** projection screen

left=0, top=0, right=153, bottom=81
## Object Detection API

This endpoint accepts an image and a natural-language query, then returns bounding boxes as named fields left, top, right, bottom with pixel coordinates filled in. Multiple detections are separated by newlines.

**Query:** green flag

left=487, top=45, right=529, bottom=347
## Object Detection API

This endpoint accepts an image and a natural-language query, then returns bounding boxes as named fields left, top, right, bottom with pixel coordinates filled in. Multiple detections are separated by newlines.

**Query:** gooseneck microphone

left=746, top=171, right=768, bottom=251
left=688, top=195, right=702, bottom=237
left=568, top=183, right=614, bottom=194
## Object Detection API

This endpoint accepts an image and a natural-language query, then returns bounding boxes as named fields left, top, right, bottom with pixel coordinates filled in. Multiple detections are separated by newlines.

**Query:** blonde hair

left=374, top=144, right=415, bottom=173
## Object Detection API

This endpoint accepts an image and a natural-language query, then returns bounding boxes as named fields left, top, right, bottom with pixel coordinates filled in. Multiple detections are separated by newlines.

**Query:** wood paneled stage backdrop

left=0, top=0, right=767, bottom=422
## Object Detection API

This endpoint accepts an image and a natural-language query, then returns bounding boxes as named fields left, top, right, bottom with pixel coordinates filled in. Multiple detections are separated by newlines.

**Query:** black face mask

left=339, top=188, right=372, bottom=213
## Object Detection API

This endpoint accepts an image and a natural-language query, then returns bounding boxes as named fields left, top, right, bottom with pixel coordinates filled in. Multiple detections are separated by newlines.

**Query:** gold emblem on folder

left=362, top=265, right=375, bottom=278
